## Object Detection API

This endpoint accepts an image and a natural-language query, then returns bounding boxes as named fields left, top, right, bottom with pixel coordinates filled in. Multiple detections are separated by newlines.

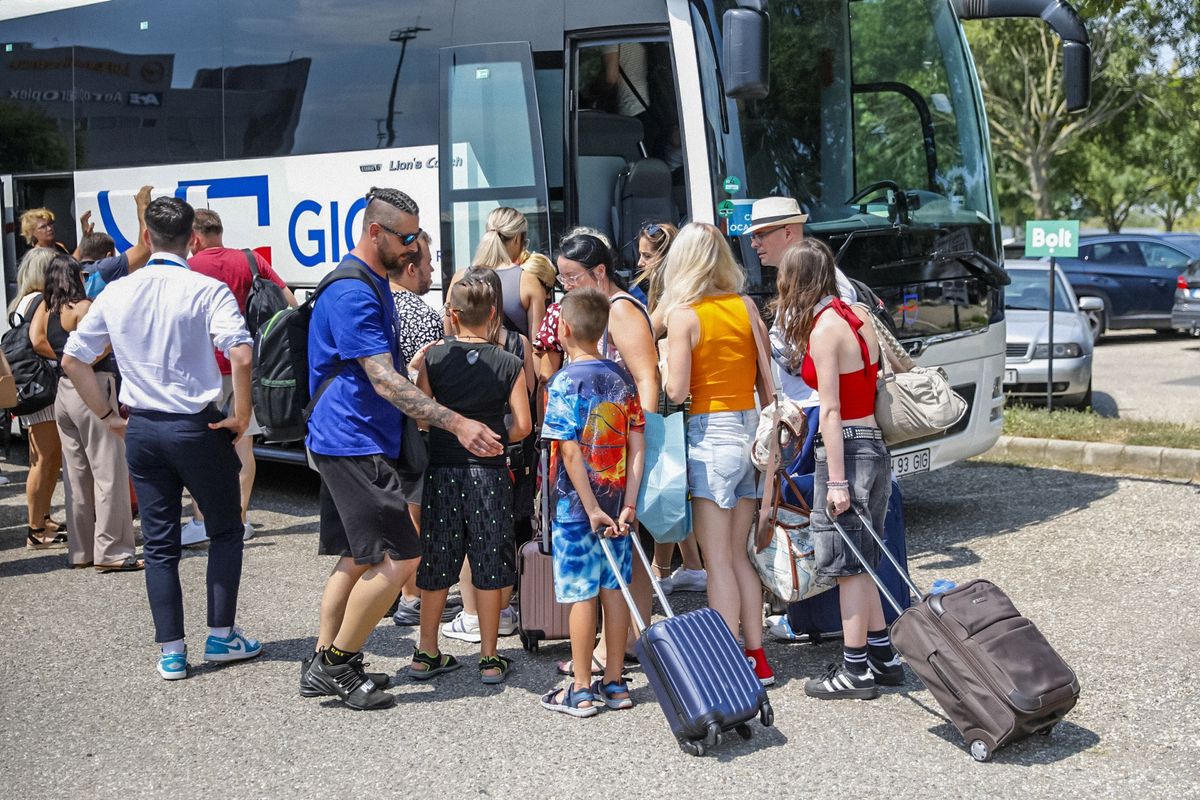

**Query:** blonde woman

left=455, top=207, right=546, bottom=339
left=660, top=222, right=774, bottom=686
left=20, top=208, right=70, bottom=255
left=10, top=247, right=67, bottom=549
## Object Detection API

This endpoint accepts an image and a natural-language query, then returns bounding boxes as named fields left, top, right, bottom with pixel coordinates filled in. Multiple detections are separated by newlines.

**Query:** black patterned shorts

left=417, top=465, right=516, bottom=591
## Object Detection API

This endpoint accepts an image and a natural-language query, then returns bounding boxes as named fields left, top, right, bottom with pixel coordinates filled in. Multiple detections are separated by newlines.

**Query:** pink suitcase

left=517, top=442, right=572, bottom=651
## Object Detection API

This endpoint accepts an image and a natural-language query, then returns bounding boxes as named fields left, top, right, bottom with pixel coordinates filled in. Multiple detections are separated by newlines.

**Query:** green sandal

left=479, top=654, right=512, bottom=685
left=408, top=648, right=461, bottom=681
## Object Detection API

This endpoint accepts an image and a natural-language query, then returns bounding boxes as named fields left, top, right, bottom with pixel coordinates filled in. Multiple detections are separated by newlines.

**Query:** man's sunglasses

left=376, top=221, right=422, bottom=246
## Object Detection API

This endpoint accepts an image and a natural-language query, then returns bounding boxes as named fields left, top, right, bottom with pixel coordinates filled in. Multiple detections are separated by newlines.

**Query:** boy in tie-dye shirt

left=539, top=288, right=645, bottom=718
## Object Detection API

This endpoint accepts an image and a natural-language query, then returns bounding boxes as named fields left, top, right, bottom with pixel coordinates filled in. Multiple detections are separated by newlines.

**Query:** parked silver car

left=1172, top=258, right=1200, bottom=336
left=1003, top=261, right=1097, bottom=408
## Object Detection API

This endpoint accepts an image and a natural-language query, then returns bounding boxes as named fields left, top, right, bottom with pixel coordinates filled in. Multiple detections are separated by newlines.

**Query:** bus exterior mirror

left=952, top=0, right=1092, bottom=112
left=722, top=7, right=769, bottom=100
left=1062, top=40, right=1091, bottom=112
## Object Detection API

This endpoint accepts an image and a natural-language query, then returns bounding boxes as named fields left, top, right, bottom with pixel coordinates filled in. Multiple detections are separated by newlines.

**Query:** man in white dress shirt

left=61, top=196, right=263, bottom=681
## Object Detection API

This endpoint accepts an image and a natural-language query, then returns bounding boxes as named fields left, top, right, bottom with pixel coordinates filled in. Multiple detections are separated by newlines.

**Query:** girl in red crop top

left=772, top=238, right=902, bottom=700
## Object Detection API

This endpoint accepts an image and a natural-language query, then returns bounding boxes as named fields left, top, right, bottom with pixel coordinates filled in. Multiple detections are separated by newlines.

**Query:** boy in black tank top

left=407, top=273, right=532, bottom=685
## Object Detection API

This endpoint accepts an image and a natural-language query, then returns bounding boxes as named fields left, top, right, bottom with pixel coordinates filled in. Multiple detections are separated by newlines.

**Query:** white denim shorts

left=686, top=409, right=760, bottom=510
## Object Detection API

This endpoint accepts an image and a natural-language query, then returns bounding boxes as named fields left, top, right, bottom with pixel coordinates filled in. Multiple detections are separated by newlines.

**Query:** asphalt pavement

left=0, top=456, right=1197, bottom=799
left=1090, top=331, right=1200, bottom=423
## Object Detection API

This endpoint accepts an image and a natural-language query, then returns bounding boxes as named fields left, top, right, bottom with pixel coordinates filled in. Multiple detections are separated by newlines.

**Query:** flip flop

left=556, top=656, right=607, bottom=677
left=96, top=556, right=145, bottom=573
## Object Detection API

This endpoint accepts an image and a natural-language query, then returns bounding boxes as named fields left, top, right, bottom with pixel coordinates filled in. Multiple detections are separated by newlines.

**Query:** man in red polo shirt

left=185, top=208, right=298, bottom=544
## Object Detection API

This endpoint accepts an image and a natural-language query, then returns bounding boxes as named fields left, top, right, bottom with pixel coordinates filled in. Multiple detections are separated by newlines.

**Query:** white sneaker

left=499, top=606, right=518, bottom=636
left=657, top=573, right=676, bottom=595
left=669, top=567, right=707, bottom=593
left=180, top=519, right=209, bottom=547
left=441, top=610, right=482, bottom=643
left=243, top=522, right=255, bottom=541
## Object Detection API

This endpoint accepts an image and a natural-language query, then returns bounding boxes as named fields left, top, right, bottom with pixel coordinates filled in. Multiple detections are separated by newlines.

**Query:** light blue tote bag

left=636, top=410, right=691, bottom=543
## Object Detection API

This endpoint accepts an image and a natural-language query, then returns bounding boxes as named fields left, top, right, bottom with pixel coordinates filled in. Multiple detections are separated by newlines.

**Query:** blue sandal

left=591, top=678, right=634, bottom=710
left=540, top=683, right=600, bottom=718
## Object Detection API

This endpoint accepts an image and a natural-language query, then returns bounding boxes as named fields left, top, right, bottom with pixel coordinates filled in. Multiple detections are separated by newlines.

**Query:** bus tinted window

left=1, top=11, right=82, bottom=172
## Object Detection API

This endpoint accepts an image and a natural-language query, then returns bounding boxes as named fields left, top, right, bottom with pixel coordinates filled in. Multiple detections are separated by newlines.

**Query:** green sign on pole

left=1024, top=220, right=1080, bottom=258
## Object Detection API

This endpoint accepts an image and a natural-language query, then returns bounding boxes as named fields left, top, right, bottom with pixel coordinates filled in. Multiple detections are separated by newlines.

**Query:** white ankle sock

left=209, top=626, right=232, bottom=639
left=161, top=639, right=185, bottom=655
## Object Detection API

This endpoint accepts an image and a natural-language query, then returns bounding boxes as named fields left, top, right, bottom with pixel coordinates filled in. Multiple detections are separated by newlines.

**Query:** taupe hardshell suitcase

left=830, top=509, right=1080, bottom=762
left=516, top=442, right=571, bottom=651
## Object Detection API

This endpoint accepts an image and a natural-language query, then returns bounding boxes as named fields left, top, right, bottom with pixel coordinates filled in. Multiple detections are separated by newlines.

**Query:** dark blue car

left=1053, top=233, right=1200, bottom=341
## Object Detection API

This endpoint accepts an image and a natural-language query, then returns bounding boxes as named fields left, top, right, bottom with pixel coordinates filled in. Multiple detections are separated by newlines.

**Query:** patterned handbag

left=748, top=406, right=835, bottom=603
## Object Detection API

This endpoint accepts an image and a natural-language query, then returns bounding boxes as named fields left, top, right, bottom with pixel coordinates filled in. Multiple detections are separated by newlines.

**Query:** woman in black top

left=408, top=271, right=531, bottom=684
left=30, top=254, right=141, bottom=572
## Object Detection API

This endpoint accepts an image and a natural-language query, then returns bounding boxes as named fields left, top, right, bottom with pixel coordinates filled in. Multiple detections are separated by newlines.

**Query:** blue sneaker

left=204, top=627, right=263, bottom=663
left=158, top=648, right=189, bottom=681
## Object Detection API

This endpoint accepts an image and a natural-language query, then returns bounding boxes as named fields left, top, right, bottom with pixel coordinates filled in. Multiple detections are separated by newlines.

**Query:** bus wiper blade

left=868, top=248, right=1010, bottom=287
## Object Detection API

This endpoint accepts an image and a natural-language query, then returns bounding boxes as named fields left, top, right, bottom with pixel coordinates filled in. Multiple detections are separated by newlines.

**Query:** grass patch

left=1003, top=405, right=1200, bottom=450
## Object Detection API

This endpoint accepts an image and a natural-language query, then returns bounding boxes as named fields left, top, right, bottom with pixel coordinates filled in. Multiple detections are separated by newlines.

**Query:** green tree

left=1143, top=76, right=1200, bottom=231
left=0, top=102, right=71, bottom=173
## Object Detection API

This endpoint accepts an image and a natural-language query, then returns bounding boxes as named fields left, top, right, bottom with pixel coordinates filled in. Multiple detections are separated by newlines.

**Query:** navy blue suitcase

left=599, top=533, right=773, bottom=756
left=783, top=476, right=911, bottom=640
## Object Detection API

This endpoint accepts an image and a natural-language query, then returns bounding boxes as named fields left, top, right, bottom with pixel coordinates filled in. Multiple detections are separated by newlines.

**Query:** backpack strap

left=302, top=263, right=393, bottom=419
left=243, top=249, right=260, bottom=280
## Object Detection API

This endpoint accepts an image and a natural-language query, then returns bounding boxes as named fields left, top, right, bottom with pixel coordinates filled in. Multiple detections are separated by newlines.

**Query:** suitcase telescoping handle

left=537, top=442, right=551, bottom=555
left=596, top=527, right=676, bottom=635
left=826, top=503, right=926, bottom=617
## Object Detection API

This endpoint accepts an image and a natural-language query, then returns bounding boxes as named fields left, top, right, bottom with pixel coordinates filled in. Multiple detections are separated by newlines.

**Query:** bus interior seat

left=612, top=157, right=678, bottom=267
left=577, top=110, right=644, bottom=241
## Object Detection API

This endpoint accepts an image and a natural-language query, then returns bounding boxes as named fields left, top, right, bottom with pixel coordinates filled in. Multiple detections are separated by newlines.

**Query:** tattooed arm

left=358, top=353, right=503, bottom=456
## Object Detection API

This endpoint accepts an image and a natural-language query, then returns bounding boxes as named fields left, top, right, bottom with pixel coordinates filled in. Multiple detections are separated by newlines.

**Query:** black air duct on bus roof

left=951, top=0, right=1091, bottom=112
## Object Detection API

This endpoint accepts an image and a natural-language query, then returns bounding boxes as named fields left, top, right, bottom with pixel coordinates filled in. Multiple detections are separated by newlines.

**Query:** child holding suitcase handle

left=771, top=239, right=906, bottom=700
left=539, top=288, right=646, bottom=717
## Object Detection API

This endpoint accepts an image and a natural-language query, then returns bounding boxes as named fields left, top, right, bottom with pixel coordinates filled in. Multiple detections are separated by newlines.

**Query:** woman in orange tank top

left=773, top=239, right=902, bottom=700
left=660, top=222, right=775, bottom=687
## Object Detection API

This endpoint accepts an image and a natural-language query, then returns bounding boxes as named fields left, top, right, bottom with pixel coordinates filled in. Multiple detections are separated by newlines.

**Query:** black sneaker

left=804, top=663, right=879, bottom=700
left=867, top=652, right=906, bottom=686
left=303, top=654, right=395, bottom=709
left=299, top=655, right=392, bottom=697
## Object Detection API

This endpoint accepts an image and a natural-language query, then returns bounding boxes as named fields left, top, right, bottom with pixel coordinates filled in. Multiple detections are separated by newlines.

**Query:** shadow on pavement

left=902, top=462, right=1119, bottom=571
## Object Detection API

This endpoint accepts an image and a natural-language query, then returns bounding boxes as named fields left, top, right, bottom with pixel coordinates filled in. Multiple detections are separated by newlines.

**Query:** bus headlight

left=1033, top=343, right=1082, bottom=359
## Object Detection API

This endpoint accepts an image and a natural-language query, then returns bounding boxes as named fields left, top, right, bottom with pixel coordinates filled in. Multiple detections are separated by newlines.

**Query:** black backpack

left=242, top=249, right=290, bottom=339
left=1, top=295, right=58, bottom=417
left=252, top=263, right=386, bottom=443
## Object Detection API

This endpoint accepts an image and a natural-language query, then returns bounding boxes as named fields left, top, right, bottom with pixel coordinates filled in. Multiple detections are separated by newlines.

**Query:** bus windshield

left=697, top=0, right=1001, bottom=337
left=726, top=0, right=992, bottom=229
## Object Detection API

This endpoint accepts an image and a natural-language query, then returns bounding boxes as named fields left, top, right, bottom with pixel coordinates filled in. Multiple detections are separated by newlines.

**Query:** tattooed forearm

left=359, top=354, right=458, bottom=431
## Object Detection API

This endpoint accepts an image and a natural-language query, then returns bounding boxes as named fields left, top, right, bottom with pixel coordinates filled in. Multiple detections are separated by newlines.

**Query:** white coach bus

left=0, top=0, right=1090, bottom=470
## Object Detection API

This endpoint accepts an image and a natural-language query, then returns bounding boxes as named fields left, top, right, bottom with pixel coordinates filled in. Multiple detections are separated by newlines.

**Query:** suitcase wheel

left=519, top=630, right=539, bottom=653
left=759, top=701, right=774, bottom=728
left=735, top=723, right=753, bottom=741
left=969, top=739, right=992, bottom=762
left=703, top=722, right=721, bottom=749
left=679, top=738, right=706, bottom=757
left=1036, top=725, right=1056, bottom=736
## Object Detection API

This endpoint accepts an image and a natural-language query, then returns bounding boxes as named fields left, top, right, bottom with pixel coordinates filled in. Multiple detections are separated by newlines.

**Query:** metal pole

left=1047, top=256, right=1055, bottom=411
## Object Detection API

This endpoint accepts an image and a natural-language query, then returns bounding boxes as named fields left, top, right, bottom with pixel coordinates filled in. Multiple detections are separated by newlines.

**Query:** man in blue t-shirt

left=301, top=186, right=504, bottom=711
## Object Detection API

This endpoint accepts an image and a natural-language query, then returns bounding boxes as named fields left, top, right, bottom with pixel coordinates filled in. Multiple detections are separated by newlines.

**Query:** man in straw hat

left=746, top=196, right=856, bottom=302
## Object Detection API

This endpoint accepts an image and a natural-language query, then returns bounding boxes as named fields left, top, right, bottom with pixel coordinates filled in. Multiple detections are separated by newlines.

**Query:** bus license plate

left=1004, top=369, right=1018, bottom=384
left=892, top=449, right=930, bottom=477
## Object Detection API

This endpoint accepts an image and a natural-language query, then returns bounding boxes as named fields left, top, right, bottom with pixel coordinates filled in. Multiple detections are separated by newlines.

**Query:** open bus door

left=437, top=43, right=552, bottom=294
left=3, top=173, right=77, bottom=327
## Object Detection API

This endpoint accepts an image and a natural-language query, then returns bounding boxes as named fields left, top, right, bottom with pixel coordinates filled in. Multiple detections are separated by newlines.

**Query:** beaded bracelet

left=826, top=480, right=849, bottom=489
